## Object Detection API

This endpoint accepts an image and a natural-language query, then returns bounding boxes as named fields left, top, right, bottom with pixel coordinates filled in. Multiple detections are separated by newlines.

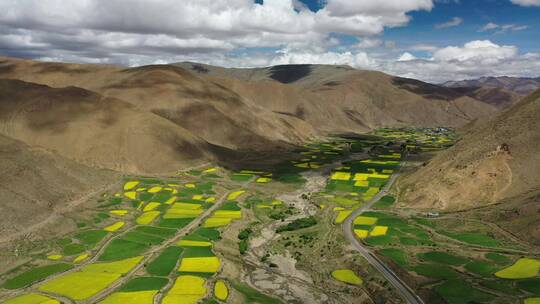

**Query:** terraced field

left=2, top=127, right=537, bottom=304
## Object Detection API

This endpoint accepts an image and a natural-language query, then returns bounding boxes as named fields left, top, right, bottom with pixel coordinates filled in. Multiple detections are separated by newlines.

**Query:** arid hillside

left=443, top=76, right=540, bottom=95
left=0, top=133, right=118, bottom=268
left=178, top=62, right=498, bottom=132
left=0, top=79, right=214, bottom=174
left=399, top=89, right=540, bottom=241
left=442, top=76, right=540, bottom=108
left=0, top=56, right=499, bottom=175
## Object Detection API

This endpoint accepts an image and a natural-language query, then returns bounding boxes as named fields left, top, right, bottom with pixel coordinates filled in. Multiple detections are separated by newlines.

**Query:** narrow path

left=342, top=173, right=425, bottom=304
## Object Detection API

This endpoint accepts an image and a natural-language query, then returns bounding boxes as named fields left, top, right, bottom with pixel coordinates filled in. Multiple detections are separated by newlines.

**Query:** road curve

left=341, top=173, right=425, bottom=304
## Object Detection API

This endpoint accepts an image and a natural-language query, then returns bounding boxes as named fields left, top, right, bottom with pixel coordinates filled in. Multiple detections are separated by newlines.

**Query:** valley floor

left=1, top=128, right=539, bottom=304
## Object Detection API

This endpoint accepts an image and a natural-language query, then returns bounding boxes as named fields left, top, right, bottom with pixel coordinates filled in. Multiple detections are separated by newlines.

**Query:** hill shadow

left=269, top=64, right=312, bottom=83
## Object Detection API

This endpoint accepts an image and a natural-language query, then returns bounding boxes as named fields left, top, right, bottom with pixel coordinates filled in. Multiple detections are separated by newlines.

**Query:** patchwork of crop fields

left=1, top=127, right=538, bottom=304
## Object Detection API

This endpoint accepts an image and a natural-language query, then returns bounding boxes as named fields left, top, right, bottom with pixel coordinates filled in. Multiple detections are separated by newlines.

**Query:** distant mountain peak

left=442, top=75, right=540, bottom=98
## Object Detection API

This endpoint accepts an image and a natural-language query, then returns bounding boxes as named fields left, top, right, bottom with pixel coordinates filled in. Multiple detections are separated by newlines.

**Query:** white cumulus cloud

left=433, top=40, right=517, bottom=62
left=510, top=0, right=540, bottom=6
left=397, top=52, right=418, bottom=61
left=0, top=0, right=434, bottom=64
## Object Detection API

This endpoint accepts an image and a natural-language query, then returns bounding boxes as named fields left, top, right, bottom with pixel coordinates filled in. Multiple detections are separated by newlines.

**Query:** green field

left=373, top=195, right=395, bottom=208
left=193, top=228, right=221, bottom=241
left=434, top=280, right=493, bottom=304
left=75, top=230, right=108, bottom=246
left=157, top=218, right=193, bottom=229
left=146, top=246, right=184, bottom=276
left=134, top=226, right=177, bottom=238
left=122, top=231, right=165, bottom=245
left=412, top=264, right=459, bottom=280
left=464, top=261, right=499, bottom=276
left=517, top=278, right=540, bottom=294
left=417, top=251, right=468, bottom=266
left=379, top=248, right=408, bottom=266
left=485, top=252, right=510, bottom=264
left=3, top=263, right=73, bottom=289
left=182, top=246, right=215, bottom=258
left=99, top=239, right=148, bottom=261
left=442, top=231, right=500, bottom=247
left=229, top=280, right=284, bottom=304
left=62, top=243, right=86, bottom=255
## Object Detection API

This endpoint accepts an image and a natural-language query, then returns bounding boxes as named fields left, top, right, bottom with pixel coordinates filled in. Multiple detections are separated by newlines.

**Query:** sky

left=0, top=0, right=539, bottom=83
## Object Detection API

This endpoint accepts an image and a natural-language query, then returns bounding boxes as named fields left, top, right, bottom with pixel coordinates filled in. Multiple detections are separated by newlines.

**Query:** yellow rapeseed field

left=143, top=202, right=161, bottom=212
left=353, top=216, right=378, bottom=226
left=354, top=180, right=369, bottom=187
left=4, top=293, right=60, bottom=304
left=163, top=209, right=202, bottom=219
left=331, top=172, right=351, bottom=181
left=365, top=187, right=380, bottom=196
left=203, top=217, right=232, bottom=228
left=178, top=257, right=221, bottom=273
left=495, top=258, right=540, bottom=279
left=40, top=256, right=143, bottom=300
left=334, top=210, right=352, bottom=224
left=47, top=254, right=63, bottom=260
left=109, top=210, right=128, bottom=216
left=164, top=197, right=176, bottom=205
left=354, top=229, right=369, bottom=239
left=525, top=298, right=540, bottom=304
left=213, top=210, right=242, bottom=219
left=82, top=256, right=143, bottom=274
left=227, top=190, right=246, bottom=201
left=256, top=177, right=272, bottom=183
left=73, top=253, right=89, bottom=263
left=177, top=240, right=212, bottom=247
left=353, top=173, right=369, bottom=181
left=136, top=211, right=160, bottom=225
left=123, top=181, right=140, bottom=191
left=148, top=186, right=162, bottom=193
left=162, top=275, right=207, bottom=304
left=370, top=226, right=388, bottom=237
left=39, top=272, right=121, bottom=300
left=214, top=280, right=229, bottom=301
left=331, top=269, right=363, bottom=286
left=124, top=191, right=137, bottom=200
left=104, top=221, right=125, bottom=232
left=99, top=290, right=157, bottom=304
left=171, top=202, right=202, bottom=210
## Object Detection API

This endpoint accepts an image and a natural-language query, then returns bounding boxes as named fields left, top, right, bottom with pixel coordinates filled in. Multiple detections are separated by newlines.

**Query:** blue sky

left=294, top=0, right=539, bottom=54
left=0, top=0, right=538, bottom=82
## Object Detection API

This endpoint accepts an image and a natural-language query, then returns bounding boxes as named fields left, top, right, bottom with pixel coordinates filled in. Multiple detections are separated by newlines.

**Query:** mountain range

left=441, top=76, right=540, bottom=108
left=0, top=56, right=498, bottom=176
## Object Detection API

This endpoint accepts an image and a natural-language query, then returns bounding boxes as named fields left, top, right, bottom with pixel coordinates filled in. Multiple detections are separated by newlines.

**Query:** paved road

left=341, top=173, right=425, bottom=304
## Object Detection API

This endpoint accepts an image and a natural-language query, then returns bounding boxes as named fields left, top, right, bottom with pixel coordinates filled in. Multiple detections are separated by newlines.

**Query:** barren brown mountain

left=400, top=89, right=540, bottom=242
left=0, top=56, right=499, bottom=175
left=443, top=76, right=540, bottom=95
left=178, top=62, right=498, bottom=132
left=0, top=133, right=118, bottom=268
left=0, top=79, right=213, bottom=174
